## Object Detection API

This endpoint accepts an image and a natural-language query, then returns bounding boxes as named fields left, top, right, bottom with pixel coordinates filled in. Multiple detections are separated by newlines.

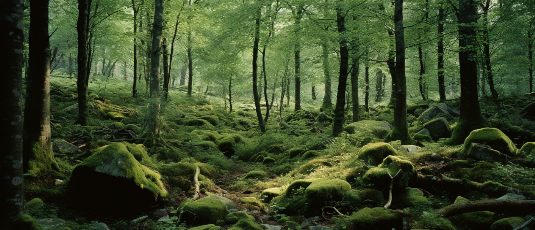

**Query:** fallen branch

left=514, top=217, right=534, bottom=230
left=192, top=166, right=201, bottom=200
left=435, top=200, right=535, bottom=218
left=384, top=169, right=401, bottom=209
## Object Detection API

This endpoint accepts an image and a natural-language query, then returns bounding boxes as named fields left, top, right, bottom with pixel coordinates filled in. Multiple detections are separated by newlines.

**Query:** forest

left=2, top=0, right=535, bottom=229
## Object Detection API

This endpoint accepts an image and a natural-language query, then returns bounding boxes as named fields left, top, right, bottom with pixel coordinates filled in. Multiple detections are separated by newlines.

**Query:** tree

left=253, top=4, right=266, bottom=133
left=0, top=0, right=25, bottom=225
left=481, top=0, right=499, bottom=99
left=351, top=56, right=360, bottom=122
left=23, top=0, right=59, bottom=175
left=76, top=0, right=92, bottom=126
left=332, top=3, right=349, bottom=137
left=446, top=0, right=488, bottom=145
left=291, top=3, right=304, bottom=111
left=321, top=41, right=332, bottom=111
left=386, top=0, right=412, bottom=145
left=132, top=0, right=141, bottom=97
left=438, top=1, right=446, bottom=102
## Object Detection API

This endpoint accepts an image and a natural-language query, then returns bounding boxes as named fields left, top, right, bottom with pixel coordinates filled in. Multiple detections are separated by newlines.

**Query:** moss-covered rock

left=125, top=124, right=141, bottom=133
left=244, top=170, right=267, bottom=180
left=519, top=142, right=535, bottom=155
left=417, top=213, right=457, bottom=230
left=182, top=198, right=228, bottom=224
left=201, top=116, right=219, bottom=126
left=460, top=128, right=517, bottom=157
left=216, top=135, right=236, bottom=157
left=110, top=122, right=124, bottom=129
left=447, top=160, right=471, bottom=170
left=189, top=224, right=224, bottom=230
left=413, top=133, right=433, bottom=142
left=197, top=141, right=218, bottom=149
left=301, top=150, right=322, bottom=159
left=26, top=198, right=44, bottom=211
left=490, top=217, right=526, bottom=230
left=355, top=188, right=385, bottom=204
left=228, top=218, right=263, bottom=230
left=466, top=143, right=507, bottom=163
left=298, top=159, right=330, bottom=174
left=346, top=207, right=403, bottom=230
left=69, top=142, right=166, bottom=214
left=107, top=111, right=125, bottom=121
left=240, top=197, right=265, bottom=211
left=395, top=187, right=429, bottom=209
left=361, top=155, right=416, bottom=193
left=288, top=148, right=306, bottom=158
left=12, top=214, right=43, bottom=230
left=449, top=196, right=495, bottom=229
left=423, top=117, right=451, bottom=140
left=356, top=142, right=399, bottom=166
left=186, top=119, right=212, bottom=126
left=284, top=179, right=315, bottom=197
left=344, top=120, right=393, bottom=139
left=225, top=211, right=255, bottom=224
left=262, top=157, right=276, bottom=165
left=305, top=179, right=351, bottom=205
left=261, top=188, right=284, bottom=203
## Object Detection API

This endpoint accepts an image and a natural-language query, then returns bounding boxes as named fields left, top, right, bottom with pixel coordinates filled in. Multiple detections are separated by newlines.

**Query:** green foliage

left=244, top=170, right=267, bottom=180
left=25, top=198, right=45, bottom=211
left=415, top=212, right=457, bottom=230
left=12, top=214, right=43, bottom=230
left=225, top=211, right=255, bottom=224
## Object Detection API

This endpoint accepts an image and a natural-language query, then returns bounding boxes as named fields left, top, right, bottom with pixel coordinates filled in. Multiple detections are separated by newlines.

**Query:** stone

left=225, top=211, right=255, bottom=224
left=490, top=217, right=528, bottom=230
left=361, top=156, right=416, bottom=193
left=87, top=222, right=110, bottom=230
left=300, top=216, right=321, bottom=229
left=261, top=188, right=283, bottom=203
left=182, top=198, right=228, bottom=224
left=423, top=117, right=451, bottom=140
left=400, top=145, right=421, bottom=154
left=418, top=106, right=454, bottom=124
left=346, top=207, right=403, bottom=229
left=436, top=103, right=460, bottom=117
left=152, top=209, right=168, bottom=219
left=36, top=218, right=66, bottom=229
left=356, top=142, right=399, bottom=166
left=52, top=139, right=79, bottom=155
left=496, top=193, right=526, bottom=201
left=26, top=198, right=45, bottom=211
left=305, top=179, right=351, bottom=203
left=228, top=218, right=263, bottom=230
left=344, top=120, right=393, bottom=139
left=106, top=111, right=124, bottom=121
left=261, top=224, right=282, bottom=230
left=13, top=214, right=42, bottom=230
left=461, top=128, right=518, bottom=157
left=466, top=143, right=508, bottom=163
left=55, top=179, right=64, bottom=185
left=317, top=112, right=332, bottom=123
left=129, top=216, right=148, bottom=224
left=309, top=226, right=333, bottom=230
left=417, top=128, right=431, bottom=136
left=204, top=196, right=238, bottom=210
left=450, top=196, right=495, bottom=229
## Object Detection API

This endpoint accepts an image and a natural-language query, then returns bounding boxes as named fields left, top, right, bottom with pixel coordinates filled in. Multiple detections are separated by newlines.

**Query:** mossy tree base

left=384, top=128, right=414, bottom=145
left=446, top=114, right=488, bottom=145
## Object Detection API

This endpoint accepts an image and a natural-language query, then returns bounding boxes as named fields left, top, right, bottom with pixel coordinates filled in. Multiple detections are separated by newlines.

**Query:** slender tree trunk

left=163, top=38, right=170, bottom=99
left=418, top=34, right=427, bottom=101
left=388, top=0, right=412, bottom=144
left=180, top=65, right=186, bottom=86
left=482, top=1, right=498, bottom=99
left=253, top=5, right=266, bottom=133
left=446, top=0, right=488, bottom=145
left=168, top=1, right=184, bottom=84
left=132, top=0, right=138, bottom=97
left=76, top=0, right=92, bottom=126
left=280, top=76, right=286, bottom=119
left=321, top=42, right=332, bottom=111
left=294, top=7, right=303, bottom=111
left=333, top=7, right=349, bottom=137
left=376, top=70, right=384, bottom=102
left=24, top=0, right=58, bottom=175
left=351, top=57, right=360, bottom=122
left=0, top=0, right=25, bottom=225
left=262, top=46, right=270, bottom=122
left=187, top=31, right=193, bottom=96
left=229, top=77, right=233, bottom=113
left=312, top=86, right=317, bottom=100
left=365, top=64, right=370, bottom=112
left=438, top=4, right=446, bottom=101
left=529, top=28, right=533, bottom=93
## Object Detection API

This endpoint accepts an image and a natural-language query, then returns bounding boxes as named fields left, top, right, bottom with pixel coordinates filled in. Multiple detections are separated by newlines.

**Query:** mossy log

left=435, top=200, right=535, bottom=218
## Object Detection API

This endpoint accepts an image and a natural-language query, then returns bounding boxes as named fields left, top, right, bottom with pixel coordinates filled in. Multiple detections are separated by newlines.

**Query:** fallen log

left=435, top=200, right=535, bottom=218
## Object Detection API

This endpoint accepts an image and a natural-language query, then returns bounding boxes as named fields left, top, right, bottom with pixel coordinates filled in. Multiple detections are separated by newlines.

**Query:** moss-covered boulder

left=394, top=187, right=429, bottom=209
left=189, top=224, right=224, bottom=230
left=225, top=211, right=255, bottom=224
left=357, top=142, right=399, bottom=166
left=228, top=218, right=263, bottom=230
left=26, top=198, right=44, bottom=211
left=186, top=119, right=212, bottom=126
left=413, top=133, right=433, bottom=142
left=216, top=135, right=236, bottom=157
left=284, top=179, right=315, bottom=197
left=288, top=148, right=306, bottom=158
left=159, top=161, right=216, bottom=192
left=344, top=120, right=393, bottom=139
left=346, top=207, right=403, bottom=230
left=361, top=156, right=416, bottom=193
left=298, top=159, right=330, bottom=174
left=69, top=142, right=166, bottom=214
left=12, top=214, right=43, bottom=230
left=240, top=197, right=265, bottom=211
left=110, top=122, right=124, bottom=129
left=107, top=111, right=125, bottom=121
left=460, top=128, right=517, bottom=157
left=302, top=150, right=323, bottom=159
left=244, top=170, right=267, bottom=180
left=418, top=104, right=456, bottom=124
left=449, top=196, right=495, bottom=229
left=261, top=188, right=283, bottom=203
left=305, top=179, right=351, bottom=206
left=423, top=117, right=451, bottom=140
left=490, top=217, right=526, bottom=230
left=182, top=198, right=228, bottom=224
left=519, top=142, right=535, bottom=155
left=262, top=157, right=276, bottom=165
left=466, top=143, right=508, bottom=163
left=201, top=116, right=219, bottom=126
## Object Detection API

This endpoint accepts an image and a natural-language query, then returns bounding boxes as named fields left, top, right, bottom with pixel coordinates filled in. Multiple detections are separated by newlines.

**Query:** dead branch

left=384, top=169, right=402, bottom=209
left=192, top=166, right=200, bottom=200
left=435, top=200, right=535, bottom=218
left=514, top=217, right=534, bottom=230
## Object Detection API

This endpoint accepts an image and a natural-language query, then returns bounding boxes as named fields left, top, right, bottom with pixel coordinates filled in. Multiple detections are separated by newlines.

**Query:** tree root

left=192, top=166, right=200, bottom=200
left=435, top=200, right=535, bottom=218
left=384, top=169, right=401, bottom=209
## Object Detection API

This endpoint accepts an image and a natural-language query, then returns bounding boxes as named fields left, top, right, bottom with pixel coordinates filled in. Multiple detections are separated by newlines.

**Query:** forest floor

left=22, top=75, right=535, bottom=230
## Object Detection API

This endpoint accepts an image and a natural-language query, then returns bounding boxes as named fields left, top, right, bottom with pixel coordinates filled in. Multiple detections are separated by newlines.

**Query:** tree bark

left=365, top=64, right=370, bottom=112
left=132, top=0, right=139, bottom=97
left=228, top=77, right=233, bottom=113
left=446, top=0, right=488, bottom=145
left=0, top=0, right=25, bottom=225
left=438, top=3, right=446, bottom=101
left=388, top=0, right=412, bottom=145
left=332, top=6, right=349, bottom=137
left=187, top=31, right=193, bottom=96
left=482, top=1, right=498, bottom=99
left=321, top=42, right=332, bottom=111
left=76, top=0, right=92, bottom=126
left=253, top=5, right=266, bottom=133
left=294, top=6, right=303, bottom=111
left=262, top=47, right=270, bottom=122
left=530, top=28, right=533, bottom=93
left=376, top=70, right=384, bottom=102
left=145, top=0, right=163, bottom=143
left=163, top=38, right=170, bottom=99
left=351, top=57, right=360, bottom=122
left=418, top=37, right=427, bottom=101
left=180, top=65, right=186, bottom=86
left=24, top=0, right=58, bottom=175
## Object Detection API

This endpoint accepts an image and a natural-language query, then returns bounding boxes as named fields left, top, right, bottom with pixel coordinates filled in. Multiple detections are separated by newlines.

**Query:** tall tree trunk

left=376, top=70, right=384, bottom=102
left=351, top=57, right=360, bottom=122
left=482, top=1, right=498, bottom=99
left=262, top=46, right=270, bottom=122
left=312, top=86, right=317, bottom=100
left=418, top=35, right=427, bottom=101
left=252, top=5, right=266, bottom=133
left=132, top=0, right=138, bottom=97
left=529, top=28, right=533, bottom=93
left=0, top=0, right=26, bottom=225
left=333, top=6, right=349, bottom=137
left=321, top=42, right=332, bottom=111
left=187, top=31, right=193, bottom=96
left=168, top=2, right=184, bottom=85
left=365, top=64, right=370, bottom=112
left=180, top=65, right=186, bottom=86
left=229, top=77, right=233, bottom=113
left=76, top=0, right=92, bottom=126
left=24, top=0, right=58, bottom=175
left=294, top=7, right=303, bottom=111
left=163, top=38, right=170, bottom=99
left=388, top=0, right=412, bottom=144
left=446, top=0, right=488, bottom=145
left=438, top=3, right=446, bottom=101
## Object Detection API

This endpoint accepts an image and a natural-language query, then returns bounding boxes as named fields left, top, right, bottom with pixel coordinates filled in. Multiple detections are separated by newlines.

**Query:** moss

left=288, top=148, right=306, bottom=158
left=417, top=212, right=457, bottom=230
left=413, top=133, right=433, bottom=142
left=262, top=157, right=276, bottom=165
left=240, top=197, right=265, bottom=211
left=446, top=118, right=489, bottom=145
left=361, top=155, right=416, bottom=193
left=216, top=135, right=236, bottom=156
left=12, top=214, right=43, bottom=230
left=27, top=140, right=60, bottom=175
left=284, top=179, right=315, bottom=197
left=182, top=198, right=228, bottom=224
left=355, top=188, right=385, bottom=204
left=110, top=122, right=124, bottom=129
left=305, top=179, right=351, bottom=205
left=201, top=116, right=219, bottom=125
left=346, top=207, right=403, bottom=230
left=301, top=150, right=322, bottom=159
left=519, top=142, right=535, bottom=155
left=25, top=198, right=44, bottom=211
left=124, top=142, right=157, bottom=169
left=298, top=159, right=330, bottom=174
left=356, top=142, right=398, bottom=166
left=225, top=211, right=255, bottom=224
left=197, top=141, right=218, bottom=149
left=395, top=187, right=429, bottom=208
left=480, top=181, right=508, bottom=196
left=460, top=128, right=517, bottom=157
left=186, top=119, right=212, bottom=126
left=126, top=124, right=141, bottom=133
left=450, top=196, right=495, bottom=229
left=344, top=120, right=393, bottom=139
left=228, top=218, right=263, bottom=230
left=447, top=160, right=471, bottom=170
left=490, top=217, right=526, bottom=230
left=107, top=111, right=125, bottom=120
left=261, top=188, right=283, bottom=202
left=189, top=224, right=223, bottom=230
left=244, top=170, right=267, bottom=180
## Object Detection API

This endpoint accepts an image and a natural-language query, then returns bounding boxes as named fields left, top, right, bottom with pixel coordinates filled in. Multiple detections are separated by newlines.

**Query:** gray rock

left=301, top=216, right=322, bottom=229
left=466, top=143, right=507, bottom=163
left=417, top=128, right=431, bottom=136
left=36, top=218, right=66, bottom=229
left=203, top=196, right=237, bottom=210
left=400, top=145, right=421, bottom=154
left=424, top=117, right=451, bottom=140
left=52, top=139, right=79, bottom=155
left=88, top=222, right=110, bottom=230
left=262, top=224, right=282, bottom=230
left=497, top=193, right=526, bottom=201
left=309, top=226, right=333, bottom=230
left=436, top=103, right=460, bottom=117
left=130, top=215, right=148, bottom=224
left=418, top=106, right=454, bottom=124
left=152, top=209, right=168, bottom=219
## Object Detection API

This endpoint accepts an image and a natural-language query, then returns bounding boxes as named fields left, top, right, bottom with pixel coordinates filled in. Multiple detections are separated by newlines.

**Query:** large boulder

left=490, top=217, right=526, bottom=230
left=346, top=207, right=403, bottom=230
left=460, top=128, right=518, bottom=157
left=182, top=198, right=228, bottom=225
left=305, top=179, right=351, bottom=205
left=52, top=139, right=79, bottom=155
left=356, top=142, right=399, bottom=166
left=418, top=103, right=459, bottom=124
left=69, top=142, right=167, bottom=214
left=466, top=143, right=508, bottom=163
left=361, top=156, right=416, bottom=193
left=344, top=120, right=393, bottom=139
left=423, top=117, right=451, bottom=140
left=449, top=196, right=495, bottom=229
